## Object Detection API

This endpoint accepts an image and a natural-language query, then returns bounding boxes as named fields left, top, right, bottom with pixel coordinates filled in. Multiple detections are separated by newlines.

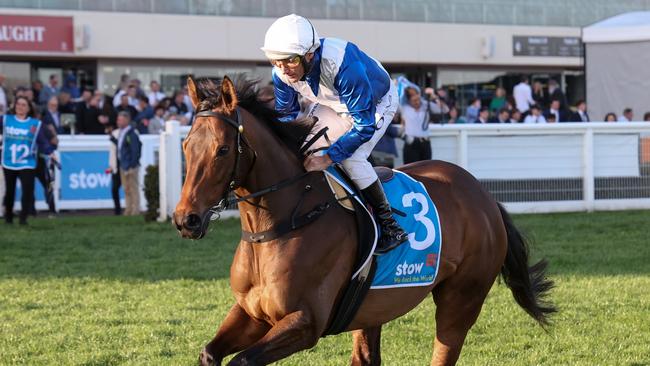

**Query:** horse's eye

left=217, top=146, right=230, bottom=157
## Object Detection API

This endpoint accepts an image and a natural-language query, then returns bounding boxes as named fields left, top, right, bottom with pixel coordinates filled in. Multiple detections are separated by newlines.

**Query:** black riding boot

left=362, top=180, right=408, bottom=254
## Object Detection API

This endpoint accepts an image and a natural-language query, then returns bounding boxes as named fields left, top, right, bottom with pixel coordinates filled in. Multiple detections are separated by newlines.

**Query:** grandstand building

left=0, top=1, right=647, bottom=107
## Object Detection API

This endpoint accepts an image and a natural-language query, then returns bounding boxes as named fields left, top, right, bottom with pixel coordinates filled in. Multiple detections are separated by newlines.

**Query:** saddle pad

left=371, top=171, right=442, bottom=289
left=323, top=166, right=442, bottom=289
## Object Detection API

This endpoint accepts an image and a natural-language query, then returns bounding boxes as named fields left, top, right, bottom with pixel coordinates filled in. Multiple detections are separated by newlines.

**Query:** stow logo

left=395, top=261, right=425, bottom=276
left=69, top=169, right=111, bottom=189
left=5, top=126, right=30, bottom=136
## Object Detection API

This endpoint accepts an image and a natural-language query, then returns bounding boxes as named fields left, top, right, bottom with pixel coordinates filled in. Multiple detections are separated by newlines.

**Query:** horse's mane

left=193, top=75, right=315, bottom=157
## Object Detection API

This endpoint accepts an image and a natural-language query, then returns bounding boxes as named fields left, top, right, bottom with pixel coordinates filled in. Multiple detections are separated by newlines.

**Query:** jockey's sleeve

left=272, top=68, right=300, bottom=122
left=326, top=59, right=377, bottom=163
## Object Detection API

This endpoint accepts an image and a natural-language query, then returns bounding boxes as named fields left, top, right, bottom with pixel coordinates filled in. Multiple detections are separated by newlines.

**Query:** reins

left=194, top=104, right=341, bottom=243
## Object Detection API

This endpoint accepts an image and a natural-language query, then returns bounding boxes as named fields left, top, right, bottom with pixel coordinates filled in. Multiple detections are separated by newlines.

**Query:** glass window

left=99, top=62, right=257, bottom=97
left=453, top=2, right=485, bottom=24
left=114, top=0, right=151, bottom=13
left=437, top=68, right=508, bottom=113
left=514, top=4, right=546, bottom=26
left=296, top=0, right=328, bottom=19
left=227, top=0, right=264, bottom=17
left=395, top=2, right=426, bottom=22
left=190, top=0, right=217, bottom=15
left=0, top=0, right=39, bottom=8
left=484, top=4, right=515, bottom=26
left=264, top=0, right=295, bottom=17
left=154, top=0, right=190, bottom=14
left=426, top=2, right=454, bottom=23
left=545, top=6, right=571, bottom=27
left=81, top=0, right=114, bottom=11
left=361, top=0, right=394, bottom=21
left=328, top=0, right=361, bottom=20
left=41, top=0, right=79, bottom=9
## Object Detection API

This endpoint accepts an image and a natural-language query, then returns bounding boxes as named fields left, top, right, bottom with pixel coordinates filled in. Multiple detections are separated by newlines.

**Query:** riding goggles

left=270, top=55, right=302, bottom=68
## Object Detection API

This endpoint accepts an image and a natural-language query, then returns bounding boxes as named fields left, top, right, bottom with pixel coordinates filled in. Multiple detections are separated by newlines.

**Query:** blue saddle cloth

left=324, top=166, right=443, bottom=289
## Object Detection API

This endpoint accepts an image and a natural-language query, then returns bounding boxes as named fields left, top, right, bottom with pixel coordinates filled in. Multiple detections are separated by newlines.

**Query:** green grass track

left=1, top=211, right=649, bottom=365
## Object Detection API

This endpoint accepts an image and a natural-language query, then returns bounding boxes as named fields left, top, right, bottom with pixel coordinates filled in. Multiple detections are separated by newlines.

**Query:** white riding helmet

left=261, top=14, right=320, bottom=60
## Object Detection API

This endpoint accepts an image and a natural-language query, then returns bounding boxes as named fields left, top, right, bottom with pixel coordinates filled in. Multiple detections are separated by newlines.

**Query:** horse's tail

left=497, top=202, right=556, bottom=327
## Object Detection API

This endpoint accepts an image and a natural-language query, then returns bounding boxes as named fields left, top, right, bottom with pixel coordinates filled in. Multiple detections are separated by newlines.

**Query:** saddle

left=321, top=165, right=396, bottom=336
left=324, top=166, right=395, bottom=211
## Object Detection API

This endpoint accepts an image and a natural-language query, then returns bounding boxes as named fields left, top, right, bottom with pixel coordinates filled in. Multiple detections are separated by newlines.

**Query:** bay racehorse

left=173, top=76, right=555, bottom=366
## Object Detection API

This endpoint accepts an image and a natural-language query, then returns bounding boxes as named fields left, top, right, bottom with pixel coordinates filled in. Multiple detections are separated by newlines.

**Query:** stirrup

left=374, top=232, right=408, bottom=255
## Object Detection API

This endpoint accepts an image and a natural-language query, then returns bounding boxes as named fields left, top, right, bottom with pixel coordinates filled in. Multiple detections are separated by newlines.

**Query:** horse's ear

left=219, top=76, right=238, bottom=113
left=186, top=76, right=200, bottom=110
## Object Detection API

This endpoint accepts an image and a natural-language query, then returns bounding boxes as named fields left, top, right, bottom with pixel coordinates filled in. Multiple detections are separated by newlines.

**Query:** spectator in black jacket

left=94, top=90, right=116, bottom=127
left=548, top=79, right=568, bottom=112
left=57, top=91, right=75, bottom=114
left=115, top=94, right=138, bottom=121
left=77, top=95, right=105, bottom=134
left=74, top=89, right=93, bottom=128
left=544, top=99, right=569, bottom=122
left=489, top=108, right=510, bottom=123
left=569, top=100, right=590, bottom=122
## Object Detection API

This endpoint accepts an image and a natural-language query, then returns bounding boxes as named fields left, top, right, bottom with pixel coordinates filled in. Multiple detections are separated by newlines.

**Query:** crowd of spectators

left=0, top=72, right=195, bottom=137
left=397, top=75, right=650, bottom=127
left=0, top=71, right=179, bottom=219
left=2, top=70, right=650, bottom=217
left=376, top=74, right=650, bottom=166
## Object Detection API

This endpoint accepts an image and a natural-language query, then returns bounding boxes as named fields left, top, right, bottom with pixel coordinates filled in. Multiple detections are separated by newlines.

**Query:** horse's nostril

left=183, top=213, right=202, bottom=231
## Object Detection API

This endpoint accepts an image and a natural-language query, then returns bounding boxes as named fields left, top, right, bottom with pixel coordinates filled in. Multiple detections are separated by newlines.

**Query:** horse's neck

left=234, top=117, right=305, bottom=233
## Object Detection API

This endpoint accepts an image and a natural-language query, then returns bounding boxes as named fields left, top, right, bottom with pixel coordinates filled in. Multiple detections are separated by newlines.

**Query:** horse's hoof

left=199, top=348, right=215, bottom=366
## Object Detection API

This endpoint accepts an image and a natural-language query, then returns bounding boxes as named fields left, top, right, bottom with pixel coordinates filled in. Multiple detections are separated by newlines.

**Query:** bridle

left=193, top=107, right=247, bottom=192
left=191, top=106, right=310, bottom=224
left=191, top=107, right=252, bottom=224
left=190, top=102, right=338, bottom=243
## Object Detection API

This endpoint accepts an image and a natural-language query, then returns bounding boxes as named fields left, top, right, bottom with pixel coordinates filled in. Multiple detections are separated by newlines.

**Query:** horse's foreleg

left=351, top=326, right=382, bottom=366
left=225, top=310, right=320, bottom=366
left=200, top=304, right=271, bottom=366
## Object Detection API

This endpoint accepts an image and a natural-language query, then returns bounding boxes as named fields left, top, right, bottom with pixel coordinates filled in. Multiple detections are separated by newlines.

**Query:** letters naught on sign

left=0, top=14, right=73, bottom=53
left=0, top=25, right=45, bottom=43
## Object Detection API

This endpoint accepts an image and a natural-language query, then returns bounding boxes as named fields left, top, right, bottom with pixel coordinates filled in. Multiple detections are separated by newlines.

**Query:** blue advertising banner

left=60, top=151, right=117, bottom=200
left=10, top=150, right=124, bottom=206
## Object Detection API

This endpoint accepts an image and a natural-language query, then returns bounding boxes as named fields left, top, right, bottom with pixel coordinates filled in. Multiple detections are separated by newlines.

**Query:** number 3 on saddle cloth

left=323, top=165, right=443, bottom=289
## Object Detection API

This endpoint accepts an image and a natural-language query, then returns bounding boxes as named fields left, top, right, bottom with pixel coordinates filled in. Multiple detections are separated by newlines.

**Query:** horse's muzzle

left=173, top=211, right=208, bottom=239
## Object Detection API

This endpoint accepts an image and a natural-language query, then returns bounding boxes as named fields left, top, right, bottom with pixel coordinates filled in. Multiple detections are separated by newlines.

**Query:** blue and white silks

left=272, top=37, right=391, bottom=164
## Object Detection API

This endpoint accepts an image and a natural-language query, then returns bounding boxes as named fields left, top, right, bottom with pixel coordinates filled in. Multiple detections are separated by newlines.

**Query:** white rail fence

left=158, top=122, right=650, bottom=218
left=0, top=135, right=159, bottom=215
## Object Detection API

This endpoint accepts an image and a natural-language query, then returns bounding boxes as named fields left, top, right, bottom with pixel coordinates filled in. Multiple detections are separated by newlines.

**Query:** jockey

left=261, top=14, right=407, bottom=254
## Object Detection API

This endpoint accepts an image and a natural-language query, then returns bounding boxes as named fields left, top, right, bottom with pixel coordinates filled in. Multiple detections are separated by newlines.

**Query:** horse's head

left=173, top=75, right=247, bottom=239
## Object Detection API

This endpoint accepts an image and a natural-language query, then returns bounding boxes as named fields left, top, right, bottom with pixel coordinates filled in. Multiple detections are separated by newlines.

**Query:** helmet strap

left=300, top=18, right=317, bottom=81
left=300, top=54, right=315, bottom=81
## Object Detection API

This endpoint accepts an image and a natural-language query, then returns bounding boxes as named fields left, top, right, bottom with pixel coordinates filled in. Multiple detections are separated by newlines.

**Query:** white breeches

left=304, top=83, right=398, bottom=190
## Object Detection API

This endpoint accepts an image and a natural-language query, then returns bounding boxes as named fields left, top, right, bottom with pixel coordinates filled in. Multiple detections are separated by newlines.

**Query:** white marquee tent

left=583, top=11, right=650, bottom=121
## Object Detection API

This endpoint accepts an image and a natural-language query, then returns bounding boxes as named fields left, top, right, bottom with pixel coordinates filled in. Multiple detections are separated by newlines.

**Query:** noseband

left=192, top=107, right=257, bottom=222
